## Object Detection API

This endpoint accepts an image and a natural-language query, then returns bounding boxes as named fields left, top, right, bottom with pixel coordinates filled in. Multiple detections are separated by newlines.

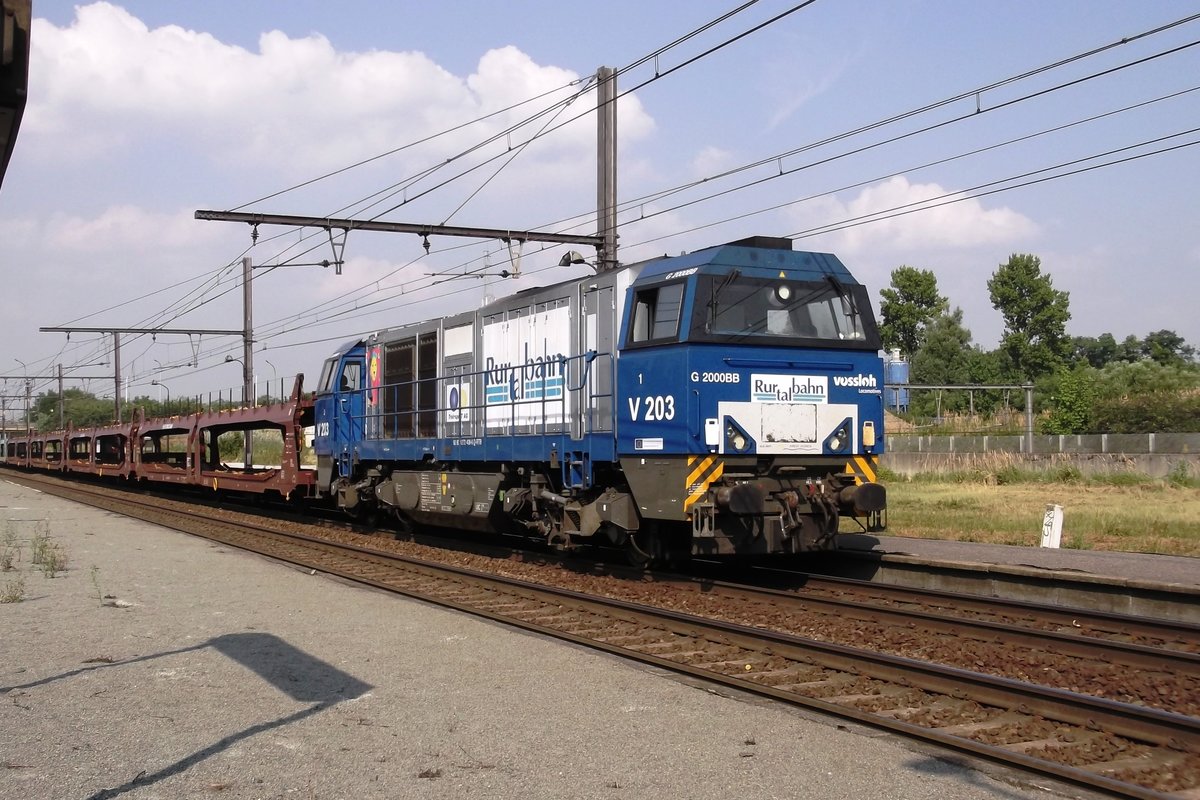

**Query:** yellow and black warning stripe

left=843, top=455, right=879, bottom=485
left=684, top=454, right=724, bottom=512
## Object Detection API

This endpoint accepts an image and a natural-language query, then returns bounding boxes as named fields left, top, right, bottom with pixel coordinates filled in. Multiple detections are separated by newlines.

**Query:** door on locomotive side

left=333, top=353, right=366, bottom=472
left=579, top=281, right=616, bottom=439
left=313, top=344, right=366, bottom=483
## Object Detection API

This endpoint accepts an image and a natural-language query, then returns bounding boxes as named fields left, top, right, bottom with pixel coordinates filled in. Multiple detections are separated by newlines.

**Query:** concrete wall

left=886, top=432, right=1200, bottom=455
left=883, top=432, right=1200, bottom=478
left=882, top=448, right=1200, bottom=479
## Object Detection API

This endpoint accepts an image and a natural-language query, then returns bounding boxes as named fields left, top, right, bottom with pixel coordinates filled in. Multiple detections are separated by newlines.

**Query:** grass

left=38, top=543, right=68, bottom=578
left=0, top=525, right=16, bottom=571
left=0, top=575, right=25, bottom=603
left=29, top=520, right=69, bottom=578
left=30, top=529, right=50, bottom=566
left=871, top=468, right=1200, bottom=556
left=0, top=518, right=74, bottom=601
left=90, top=565, right=103, bottom=605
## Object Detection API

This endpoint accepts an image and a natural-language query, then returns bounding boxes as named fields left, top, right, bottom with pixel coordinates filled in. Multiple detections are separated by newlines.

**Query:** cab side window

left=629, top=282, right=685, bottom=344
left=339, top=361, right=362, bottom=392
left=318, top=358, right=337, bottom=394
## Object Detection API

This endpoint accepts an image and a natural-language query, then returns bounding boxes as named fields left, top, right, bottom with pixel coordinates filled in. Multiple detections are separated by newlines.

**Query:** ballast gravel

left=0, top=480, right=1075, bottom=800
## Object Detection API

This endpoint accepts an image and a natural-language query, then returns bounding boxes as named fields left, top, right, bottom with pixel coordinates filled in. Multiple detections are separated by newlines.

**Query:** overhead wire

left=786, top=131, right=1200, bottom=240
left=621, top=85, right=1200, bottom=250
left=229, top=1, right=765, bottom=215
left=238, top=127, right=1200, bottom=357
left=365, top=1, right=820, bottom=222
left=535, top=21, right=1200, bottom=238
left=56, top=6, right=1200, bottom=391
left=197, top=118, right=1196, bottom=377
left=245, top=83, right=1200, bottom=358
left=136, top=0, right=818, bottom=373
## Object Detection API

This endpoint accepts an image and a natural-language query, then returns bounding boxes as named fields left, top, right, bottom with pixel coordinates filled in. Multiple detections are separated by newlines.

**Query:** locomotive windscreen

left=690, top=274, right=880, bottom=350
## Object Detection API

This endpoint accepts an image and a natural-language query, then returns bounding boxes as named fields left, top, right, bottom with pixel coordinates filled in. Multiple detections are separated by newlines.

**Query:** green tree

left=911, top=308, right=972, bottom=385
left=878, top=266, right=948, bottom=357
left=965, top=347, right=1014, bottom=416
left=1092, top=393, right=1200, bottom=433
left=987, top=253, right=1071, bottom=381
left=1070, top=333, right=1117, bottom=368
left=909, top=308, right=975, bottom=416
left=1041, top=366, right=1097, bottom=434
left=1115, top=334, right=1143, bottom=363
left=1142, top=329, right=1196, bottom=366
left=32, top=388, right=121, bottom=431
left=1093, top=360, right=1200, bottom=400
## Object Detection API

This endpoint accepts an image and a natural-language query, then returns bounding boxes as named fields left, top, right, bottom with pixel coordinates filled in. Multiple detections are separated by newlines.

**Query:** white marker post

left=1041, top=504, right=1064, bottom=548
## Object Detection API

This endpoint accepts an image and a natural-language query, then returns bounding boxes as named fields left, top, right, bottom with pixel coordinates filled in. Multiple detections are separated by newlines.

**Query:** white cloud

left=0, top=215, right=39, bottom=248
left=690, top=146, right=735, bottom=177
left=27, top=3, right=654, bottom=178
left=792, top=175, right=1038, bottom=255
left=764, top=58, right=849, bottom=132
left=45, top=205, right=223, bottom=252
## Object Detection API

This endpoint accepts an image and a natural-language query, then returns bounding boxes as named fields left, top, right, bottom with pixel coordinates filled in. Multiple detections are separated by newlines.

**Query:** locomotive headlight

left=727, top=425, right=748, bottom=452
left=827, top=422, right=851, bottom=453
left=774, top=284, right=793, bottom=303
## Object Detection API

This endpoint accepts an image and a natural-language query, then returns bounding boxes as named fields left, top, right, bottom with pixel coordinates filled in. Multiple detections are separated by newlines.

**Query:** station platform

left=840, top=534, right=1199, bottom=588
left=830, top=534, right=1199, bottom=623
left=0, top=479, right=1067, bottom=800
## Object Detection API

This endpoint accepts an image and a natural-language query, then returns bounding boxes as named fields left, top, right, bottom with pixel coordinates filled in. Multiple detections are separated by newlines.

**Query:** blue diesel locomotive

left=312, top=235, right=886, bottom=562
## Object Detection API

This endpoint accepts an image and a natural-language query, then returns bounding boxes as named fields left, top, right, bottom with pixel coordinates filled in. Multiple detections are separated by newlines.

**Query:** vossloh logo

left=832, top=374, right=878, bottom=388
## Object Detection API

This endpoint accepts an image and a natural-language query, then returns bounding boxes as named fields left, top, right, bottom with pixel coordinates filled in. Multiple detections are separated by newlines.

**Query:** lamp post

left=14, top=359, right=29, bottom=435
left=224, top=355, right=246, bottom=403
left=151, top=379, right=170, bottom=413
left=224, top=355, right=252, bottom=468
left=265, top=359, right=278, bottom=400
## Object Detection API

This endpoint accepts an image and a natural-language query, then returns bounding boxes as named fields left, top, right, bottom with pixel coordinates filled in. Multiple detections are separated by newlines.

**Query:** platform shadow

left=5, top=632, right=373, bottom=800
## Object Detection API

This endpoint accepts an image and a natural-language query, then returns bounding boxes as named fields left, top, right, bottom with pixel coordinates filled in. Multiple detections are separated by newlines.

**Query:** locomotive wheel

left=346, top=500, right=380, bottom=529
left=626, top=524, right=662, bottom=569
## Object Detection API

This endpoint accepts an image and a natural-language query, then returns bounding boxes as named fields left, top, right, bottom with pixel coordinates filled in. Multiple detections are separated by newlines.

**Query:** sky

left=1, top=0, right=1198, bottom=411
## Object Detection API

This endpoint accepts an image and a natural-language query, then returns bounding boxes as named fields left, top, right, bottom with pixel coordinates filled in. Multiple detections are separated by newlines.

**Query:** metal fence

left=886, top=432, right=1200, bottom=455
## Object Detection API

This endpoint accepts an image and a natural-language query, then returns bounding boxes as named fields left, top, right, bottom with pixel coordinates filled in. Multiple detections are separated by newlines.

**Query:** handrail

left=351, top=350, right=616, bottom=455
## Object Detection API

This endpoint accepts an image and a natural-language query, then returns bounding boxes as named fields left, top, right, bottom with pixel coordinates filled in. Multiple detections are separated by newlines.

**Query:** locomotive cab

left=616, top=236, right=887, bottom=556
left=313, top=341, right=367, bottom=501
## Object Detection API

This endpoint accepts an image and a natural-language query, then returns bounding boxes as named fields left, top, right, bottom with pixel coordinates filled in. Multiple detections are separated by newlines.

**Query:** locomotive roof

left=631, top=238, right=861, bottom=285
left=332, top=237, right=863, bottom=354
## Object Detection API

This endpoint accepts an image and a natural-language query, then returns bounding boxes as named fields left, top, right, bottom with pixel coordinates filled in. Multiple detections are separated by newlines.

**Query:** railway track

left=10, top=471, right=1200, bottom=798
left=617, top=573, right=1200, bottom=715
